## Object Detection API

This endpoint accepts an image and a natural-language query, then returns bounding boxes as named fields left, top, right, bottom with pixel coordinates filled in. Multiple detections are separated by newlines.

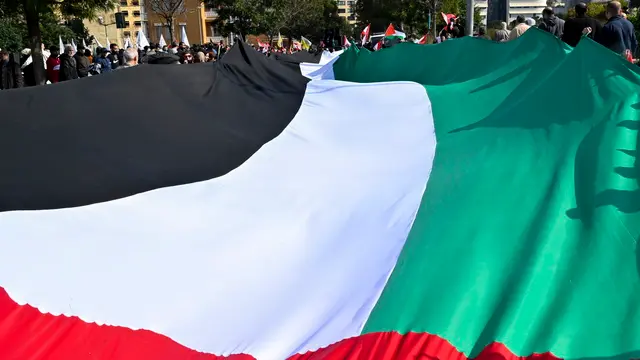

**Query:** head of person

left=49, top=45, right=59, bottom=57
left=606, top=1, right=622, bottom=19
left=162, top=45, right=168, bottom=52
left=84, top=48, right=92, bottom=57
left=110, top=43, right=119, bottom=53
left=101, top=48, right=109, bottom=57
left=516, top=15, right=526, bottom=24
left=123, top=47, right=137, bottom=64
left=542, top=7, right=554, bottom=19
left=500, top=21, right=508, bottom=30
left=0, top=50, right=9, bottom=62
left=478, top=27, right=486, bottom=35
left=64, top=45, right=74, bottom=56
left=182, top=51, right=193, bottom=63
left=575, top=2, right=587, bottom=16
left=144, top=45, right=150, bottom=52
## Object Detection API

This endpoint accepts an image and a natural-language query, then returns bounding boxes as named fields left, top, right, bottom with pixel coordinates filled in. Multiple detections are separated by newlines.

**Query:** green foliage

left=565, top=0, right=628, bottom=22
left=0, top=11, right=77, bottom=51
left=206, top=0, right=343, bottom=42
left=0, top=17, right=25, bottom=52
left=354, top=0, right=481, bottom=36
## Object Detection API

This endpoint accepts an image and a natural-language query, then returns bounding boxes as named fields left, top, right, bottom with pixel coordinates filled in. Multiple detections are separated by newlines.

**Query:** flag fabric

left=277, top=32, right=283, bottom=48
left=384, top=23, right=406, bottom=40
left=158, top=34, right=167, bottom=47
left=2, top=29, right=640, bottom=360
left=361, top=24, right=371, bottom=44
left=180, top=25, right=189, bottom=47
left=58, top=35, right=64, bottom=53
left=415, top=34, right=429, bottom=44
left=137, top=29, right=150, bottom=50
left=301, top=36, right=312, bottom=50
left=124, top=37, right=131, bottom=49
left=70, top=39, right=77, bottom=52
left=106, top=37, right=111, bottom=47
left=82, top=38, right=88, bottom=49
left=442, top=12, right=457, bottom=30
left=95, top=38, right=103, bottom=48
left=343, top=35, right=351, bottom=48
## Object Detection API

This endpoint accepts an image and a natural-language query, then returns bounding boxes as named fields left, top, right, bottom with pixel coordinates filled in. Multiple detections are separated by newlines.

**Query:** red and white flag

left=343, top=36, right=351, bottom=48
left=415, top=34, right=429, bottom=44
left=361, top=24, right=371, bottom=44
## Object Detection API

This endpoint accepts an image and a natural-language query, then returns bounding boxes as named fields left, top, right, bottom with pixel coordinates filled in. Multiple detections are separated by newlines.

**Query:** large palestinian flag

left=2, top=28, right=640, bottom=360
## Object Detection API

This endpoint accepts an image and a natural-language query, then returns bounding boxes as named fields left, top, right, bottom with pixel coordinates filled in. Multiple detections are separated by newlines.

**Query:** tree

left=271, top=0, right=325, bottom=41
left=148, top=0, right=186, bottom=43
left=0, top=0, right=116, bottom=85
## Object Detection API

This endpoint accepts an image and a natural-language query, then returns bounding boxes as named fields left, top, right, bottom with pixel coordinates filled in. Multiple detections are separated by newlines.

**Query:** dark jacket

left=59, top=53, right=78, bottom=81
left=96, top=56, right=112, bottom=73
left=0, top=58, right=23, bottom=90
left=74, top=53, right=91, bottom=78
left=538, top=15, right=565, bottom=38
left=596, top=15, right=637, bottom=55
left=107, top=52, right=121, bottom=70
left=562, top=15, right=602, bottom=47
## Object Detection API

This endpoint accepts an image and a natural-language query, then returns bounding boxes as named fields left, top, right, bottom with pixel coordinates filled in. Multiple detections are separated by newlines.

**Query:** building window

left=347, top=0, right=355, bottom=4
left=134, top=21, right=141, bottom=26
left=120, top=0, right=127, bottom=5
left=338, top=8, right=346, bottom=13
left=124, top=31, right=131, bottom=37
left=348, top=15, right=356, bottom=20
left=337, top=0, right=345, bottom=4
left=121, top=10, right=128, bottom=16
left=133, top=10, right=141, bottom=16
left=131, top=0, right=139, bottom=5
left=124, top=21, right=130, bottom=27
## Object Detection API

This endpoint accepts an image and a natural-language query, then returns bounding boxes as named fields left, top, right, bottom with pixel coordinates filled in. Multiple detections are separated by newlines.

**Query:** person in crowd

left=509, top=15, right=531, bottom=40
left=59, top=45, right=78, bottom=82
left=108, top=43, right=121, bottom=70
left=146, top=43, right=157, bottom=57
left=494, top=22, right=510, bottom=42
left=526, top=18, right=536, bottom=26
left=207, top=52, right=216, bottom=62
left=96, top=48, right=112, bottom=74
left=195, top=51, right=206, bottom=63
left=46, top=46, right=60, bottom=84
left=592, top=1, right=637, bottom=56
left=116, top=48, right=138, bottom=70
left=20, top=48, right=36, bottom=87
left=181, top=51, right=194, bottom=64
left=538, top=7, right=565, bottom=38
left=85, top=49, right=93, bottom=63
left=74, top=45, right=90, bottom=78
left=562, top=3, right=601, bottom=47
left=477, top=27, right=491, bottom=40
left=0, top=50, right=24, bottom=89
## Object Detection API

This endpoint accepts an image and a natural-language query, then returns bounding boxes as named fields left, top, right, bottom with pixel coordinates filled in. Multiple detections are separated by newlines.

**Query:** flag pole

left=466, top=0, right=474, bottom=35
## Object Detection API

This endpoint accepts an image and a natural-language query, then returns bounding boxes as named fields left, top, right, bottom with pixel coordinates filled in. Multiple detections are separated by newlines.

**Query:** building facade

left=147, top=0, right=224, bottom=46
left=84, top=0, right=147, bottom=48
left=337, top=0, right=356, bottom=24
left=476, top=0, right=547, bottom=22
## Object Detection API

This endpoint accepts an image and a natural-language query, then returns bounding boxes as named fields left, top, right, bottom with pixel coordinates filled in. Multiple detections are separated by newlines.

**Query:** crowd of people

left=479, top=1, right=636, bottom=57
left=1, top=0, right=637, bottom=90
left=0, top=40, right=234, bottom=89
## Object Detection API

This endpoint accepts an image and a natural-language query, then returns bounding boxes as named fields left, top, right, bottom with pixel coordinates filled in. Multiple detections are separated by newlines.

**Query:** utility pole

left=466, top=0, right=474, bottom=35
